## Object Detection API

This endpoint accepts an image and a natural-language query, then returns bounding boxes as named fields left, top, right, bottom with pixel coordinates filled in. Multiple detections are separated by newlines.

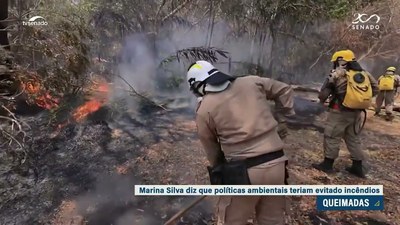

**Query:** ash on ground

left=1, top=91, right=399, bottom=225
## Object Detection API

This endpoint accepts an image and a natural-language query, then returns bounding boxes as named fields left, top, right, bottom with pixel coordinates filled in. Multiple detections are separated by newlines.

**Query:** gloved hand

left=277, top=121, right=289, bottom=140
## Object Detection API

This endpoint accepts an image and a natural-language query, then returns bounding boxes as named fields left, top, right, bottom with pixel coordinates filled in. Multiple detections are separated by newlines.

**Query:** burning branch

left=68, top=79, right=110, bottom=123
left=117, top=74, right=168, bottom=111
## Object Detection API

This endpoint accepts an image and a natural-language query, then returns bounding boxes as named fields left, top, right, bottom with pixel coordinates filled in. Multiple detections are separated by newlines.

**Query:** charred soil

left=0, top=93, right=400, bottom=225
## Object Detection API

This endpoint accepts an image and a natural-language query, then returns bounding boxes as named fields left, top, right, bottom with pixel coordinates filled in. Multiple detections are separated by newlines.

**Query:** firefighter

left=186, top=60, right=295, bottom=225
left=312, top=50, right=379, bottom=178
left=374, top=66, right=400, bottom=121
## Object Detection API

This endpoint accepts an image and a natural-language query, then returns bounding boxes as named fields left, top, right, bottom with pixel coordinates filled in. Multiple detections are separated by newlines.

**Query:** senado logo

left=22, top=16, right=48, bottom=26
left=351, top=13, right=380, bottom=30
left=352, top=13, right=381, bottom=24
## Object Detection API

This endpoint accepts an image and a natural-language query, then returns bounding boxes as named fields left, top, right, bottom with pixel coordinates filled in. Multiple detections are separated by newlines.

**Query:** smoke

left=358, top=59, right=389, bottom=79
left=117, top=34, right=158, bottom=93
left=73, top=173, right=167, bottom=225
left=359, top=60, right=374, bottom=74
left=154, top=21, right=269, bottom=74
left=113, top=19, right=362, bottom=111
left=71, top=173, right=213, bottom=225
left=86, top=20, right=339, bottom=225
left=111, top=21, right=275, bottom=114
left=75, top=174, right=135, bottom=211
left=89, top=24, right=274, bottom=223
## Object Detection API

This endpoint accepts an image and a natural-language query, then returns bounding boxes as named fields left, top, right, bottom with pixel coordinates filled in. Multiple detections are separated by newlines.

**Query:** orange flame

left=21, top=77, right=59, bottom=110
left=72, top=100, right=103, bottom=122
left=71, top=81, right=109, bottom=122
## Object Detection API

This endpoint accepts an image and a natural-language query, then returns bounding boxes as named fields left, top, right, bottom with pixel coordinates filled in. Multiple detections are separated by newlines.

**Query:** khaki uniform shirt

left=195, top=75, right=295, bottom=167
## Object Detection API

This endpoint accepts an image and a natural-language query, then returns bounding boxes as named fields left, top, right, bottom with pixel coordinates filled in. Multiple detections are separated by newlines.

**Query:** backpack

left=342, top=70, right=373, bottom=109
left=378, top=74, right=395, bottom=91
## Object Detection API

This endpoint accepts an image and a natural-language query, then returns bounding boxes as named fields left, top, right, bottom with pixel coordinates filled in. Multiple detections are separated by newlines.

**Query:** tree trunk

left=0, top=0, right=10, bottom=50
left=267, top=24, right=276, bottom=78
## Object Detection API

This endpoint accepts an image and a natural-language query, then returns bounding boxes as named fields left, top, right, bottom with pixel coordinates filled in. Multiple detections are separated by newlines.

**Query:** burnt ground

left=0, top=92, right=400, bottom=225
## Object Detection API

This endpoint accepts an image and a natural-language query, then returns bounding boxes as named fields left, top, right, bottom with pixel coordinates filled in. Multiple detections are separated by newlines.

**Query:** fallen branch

left=292, top=85, right=320, bottom=93
left=117, top=74, right=169, bottom=111
left=164, top=196, right=207, bottom=225
left=0, top=87, right=24, bottom=101
left=0, top=105, right=30, bottom=164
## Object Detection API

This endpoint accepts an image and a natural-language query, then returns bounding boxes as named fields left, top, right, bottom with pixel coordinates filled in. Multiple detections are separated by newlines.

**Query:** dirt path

left=284, top=109, right=400, bottom=225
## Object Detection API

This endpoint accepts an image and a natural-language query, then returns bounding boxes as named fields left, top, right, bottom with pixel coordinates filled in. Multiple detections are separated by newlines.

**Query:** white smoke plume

left=111, top=21, right=274, bottom=113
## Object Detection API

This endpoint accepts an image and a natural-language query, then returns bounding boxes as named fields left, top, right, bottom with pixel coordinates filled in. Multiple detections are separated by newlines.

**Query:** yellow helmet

left=386, top=66, right=396, bottom=72
left=330, top=50, right=356, bottom=62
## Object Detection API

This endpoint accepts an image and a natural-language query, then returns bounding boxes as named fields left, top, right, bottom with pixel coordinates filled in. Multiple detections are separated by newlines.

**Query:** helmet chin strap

left=197, top=84, right=206, bottom=96
left=191, top=81, right=206, bottom=97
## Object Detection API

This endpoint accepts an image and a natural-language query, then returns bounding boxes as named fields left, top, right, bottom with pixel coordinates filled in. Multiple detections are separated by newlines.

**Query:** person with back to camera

left=186, top=60, right=295, bottom=225
left=312, top=50, right=379, bottom=178
left=374, top=66, right=400, bottom=121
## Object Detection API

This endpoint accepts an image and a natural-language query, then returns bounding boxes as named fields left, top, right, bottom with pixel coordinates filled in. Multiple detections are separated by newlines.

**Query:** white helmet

left=187, top=61, right=216, bottom=86
left=186, top=60, right=234, bottom=96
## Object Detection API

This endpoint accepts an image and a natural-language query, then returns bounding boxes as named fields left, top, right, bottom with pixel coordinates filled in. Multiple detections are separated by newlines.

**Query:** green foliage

left=325, top=0, right=353, bottom=19
left=222, top=0, right=373, bottom=26
left=3, top=0, right=389, bottom=102
left=11, top=3, right=93, bottom=98
left=272, top=0, right=354, bottom=22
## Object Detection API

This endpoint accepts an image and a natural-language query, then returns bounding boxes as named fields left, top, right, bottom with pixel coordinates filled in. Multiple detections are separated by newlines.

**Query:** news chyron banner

left=134, top=185, right=384, bottom=211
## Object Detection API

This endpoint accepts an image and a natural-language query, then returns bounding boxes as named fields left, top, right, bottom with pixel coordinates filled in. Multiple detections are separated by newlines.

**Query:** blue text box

left=316, top=195, right=384, bottom=211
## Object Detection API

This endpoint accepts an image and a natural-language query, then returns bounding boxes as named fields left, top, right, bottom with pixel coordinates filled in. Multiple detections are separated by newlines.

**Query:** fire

left=20, top=74, right=111, bottom=139
left=35, top=93, right=60, bottom=110
left=51, top=80, right=110, bottom=136
left=97, top=83, right=109, bottom=92
left=21, top=76, right=59, bottom=110
left=72, top=80, right=109, bottom=122
left=72, top=100, right=103, bottom=122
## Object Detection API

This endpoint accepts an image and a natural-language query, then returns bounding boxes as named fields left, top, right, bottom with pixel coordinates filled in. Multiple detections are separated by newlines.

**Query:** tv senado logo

left=22, top=16, right=48, bottom=26
left=351, top=13, right=380, bottom=30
